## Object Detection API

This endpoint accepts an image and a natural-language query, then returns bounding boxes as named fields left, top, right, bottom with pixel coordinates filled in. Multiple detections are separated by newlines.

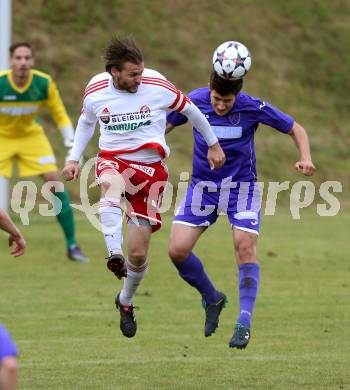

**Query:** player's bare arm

left=289, top=121, right=316, bottom=176
left=0, top=209, right=26, bottom=257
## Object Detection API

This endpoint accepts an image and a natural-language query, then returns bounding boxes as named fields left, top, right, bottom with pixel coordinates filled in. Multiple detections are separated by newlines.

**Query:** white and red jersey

left=81, top=68, right=190, bottom=160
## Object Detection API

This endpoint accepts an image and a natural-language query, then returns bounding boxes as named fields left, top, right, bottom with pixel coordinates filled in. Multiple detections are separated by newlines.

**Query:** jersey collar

left=8, top=70, right=33, bottom=94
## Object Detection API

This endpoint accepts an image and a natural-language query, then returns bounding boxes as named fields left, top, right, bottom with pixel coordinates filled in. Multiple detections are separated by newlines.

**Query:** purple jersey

left=0, top=323, right=17, bottom=361
left=167, top=88, right=294, bottom=186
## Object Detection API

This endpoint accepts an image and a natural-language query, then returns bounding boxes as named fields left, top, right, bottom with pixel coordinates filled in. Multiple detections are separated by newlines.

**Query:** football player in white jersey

left=62, top=36, right=225, bottom=337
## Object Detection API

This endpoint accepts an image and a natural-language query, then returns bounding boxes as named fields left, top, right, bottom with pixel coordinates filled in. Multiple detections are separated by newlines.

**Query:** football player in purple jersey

left=166, top=71, right=315, bottom=349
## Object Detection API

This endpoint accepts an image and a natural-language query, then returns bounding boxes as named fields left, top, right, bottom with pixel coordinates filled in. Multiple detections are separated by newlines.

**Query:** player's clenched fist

left=62, top=161, right=80, bottom=181
left=295, top=160, right=316, bottom=176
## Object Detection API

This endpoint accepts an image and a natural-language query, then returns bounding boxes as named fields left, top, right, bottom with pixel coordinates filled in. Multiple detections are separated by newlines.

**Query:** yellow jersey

left=0, top=69, right=72, bottom=138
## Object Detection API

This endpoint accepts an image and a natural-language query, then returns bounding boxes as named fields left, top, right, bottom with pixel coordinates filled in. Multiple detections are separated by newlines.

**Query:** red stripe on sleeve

left=141, top=76, right=177, bottom=92
left=176, top=95, right=187, bottom=112
left=168, top=91, right=181, bottom=109
left=84, top=83, right=109, bottom=99
left=141, top=80, right=177, bottom=94
left=84, top=79, right=109, bottom=93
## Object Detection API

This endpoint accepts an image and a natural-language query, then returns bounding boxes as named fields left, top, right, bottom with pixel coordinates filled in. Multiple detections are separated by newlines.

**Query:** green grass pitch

left=0, top=209, right=349, bottom=389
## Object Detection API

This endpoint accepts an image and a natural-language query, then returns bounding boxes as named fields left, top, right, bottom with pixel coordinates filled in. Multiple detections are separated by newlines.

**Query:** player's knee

left=100, top=179, right=124, bottom=198
left=100, top=180, right=112, bottom=193
left=235, top=241, right=255, bottom=262
left=128, top=249, right=147, bottom=265
left=168, top=242, right=190, bottom=262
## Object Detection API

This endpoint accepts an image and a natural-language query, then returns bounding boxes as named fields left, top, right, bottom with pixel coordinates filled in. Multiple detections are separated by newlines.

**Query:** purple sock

left=172, top=252, right=220, bottom=305
left=237, top=263, right=260, bottom=328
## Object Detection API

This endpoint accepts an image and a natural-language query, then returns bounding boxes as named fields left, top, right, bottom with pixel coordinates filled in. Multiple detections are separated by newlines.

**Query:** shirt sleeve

left=80, top=93, right=98, bottom=123
left=45, top=78, right=73, bottom=129
left=142, top=74, right=192, bottom=114
left=162, top=84, right=217, bottom=146
left=254, top=98, right=294, bottom=134
left=151, top=76, right=191, bottom=116
left=68, top=96, right=97, bottom=161
left=180, top=102, right=218, bottom=146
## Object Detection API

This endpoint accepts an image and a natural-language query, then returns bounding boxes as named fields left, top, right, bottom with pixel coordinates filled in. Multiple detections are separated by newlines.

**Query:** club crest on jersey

left=100, top=107, right=110, bottom=124
left=229, top=113, right=240, bottom=125
left=139, top=105, right=151, bottom=114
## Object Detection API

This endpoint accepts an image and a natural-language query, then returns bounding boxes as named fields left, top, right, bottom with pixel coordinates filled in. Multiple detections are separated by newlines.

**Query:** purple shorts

left=174, top=180, right=261, bottom=235
left=0, top=323, right=17, bottom=361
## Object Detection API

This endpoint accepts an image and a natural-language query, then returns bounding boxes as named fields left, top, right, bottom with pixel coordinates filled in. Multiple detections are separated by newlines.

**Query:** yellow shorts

left=0, top=132, right=58, bottom=178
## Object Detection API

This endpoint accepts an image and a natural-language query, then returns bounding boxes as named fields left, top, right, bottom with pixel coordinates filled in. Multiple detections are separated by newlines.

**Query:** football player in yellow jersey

left=0, top=42, right=88, bottom=262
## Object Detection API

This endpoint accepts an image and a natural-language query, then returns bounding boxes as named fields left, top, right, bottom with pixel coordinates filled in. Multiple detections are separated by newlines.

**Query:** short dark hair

left=104, top=36, right=143, bottom=73
left=209, top=71, right=243, bottom=96
left=9, top=42, right=33, bottom=56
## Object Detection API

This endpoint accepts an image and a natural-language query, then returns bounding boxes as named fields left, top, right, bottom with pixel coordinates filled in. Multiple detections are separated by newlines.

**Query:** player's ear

left=110, top=67, right=118, bottom=77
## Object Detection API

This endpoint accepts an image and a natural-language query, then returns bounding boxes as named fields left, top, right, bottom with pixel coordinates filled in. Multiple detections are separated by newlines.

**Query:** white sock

left=0, top=176, right=9, bottom=212
left=99, top=197, right=123, bottom=255
left=119, top=260, right=148, bottom=305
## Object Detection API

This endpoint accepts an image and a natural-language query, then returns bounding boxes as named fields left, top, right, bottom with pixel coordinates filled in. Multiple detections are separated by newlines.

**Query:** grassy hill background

left=12, top=0, right=350, bottom=199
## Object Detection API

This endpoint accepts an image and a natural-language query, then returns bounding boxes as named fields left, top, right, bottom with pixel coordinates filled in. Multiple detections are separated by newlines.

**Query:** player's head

left=104, top=36, right=144, bottom=93
left=9, top=42, right=34, bottom=80
left=209, top=71, right=243, bottom=116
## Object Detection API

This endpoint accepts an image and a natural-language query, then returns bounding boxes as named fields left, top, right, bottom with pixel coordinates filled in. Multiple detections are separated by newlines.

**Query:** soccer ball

left=212, top=41, right=252, bottom=80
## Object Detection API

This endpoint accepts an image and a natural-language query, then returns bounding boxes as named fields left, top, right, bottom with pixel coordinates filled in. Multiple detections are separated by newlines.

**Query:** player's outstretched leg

left=115, top=259, right=148, bottom=337
left=172, top=252, right=226, bottom=337
left=54, top=190, right=89, bottom=263
left=229, top=262, right=259, bottom=349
